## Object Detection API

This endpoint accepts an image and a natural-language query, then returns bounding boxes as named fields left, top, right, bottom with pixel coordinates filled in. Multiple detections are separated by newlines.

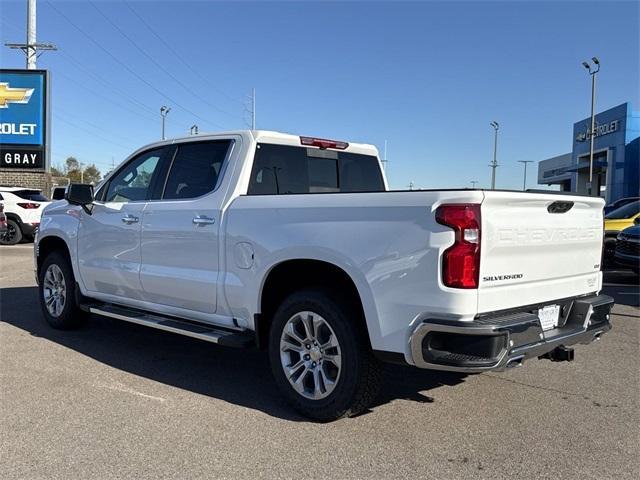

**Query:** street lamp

left=470, top=180, right=479, bottom=189
left=489, top=121, right=499, bottom=190
left=190, top=124, right=199, bottom=136
left=517, top=160, right=533, bottom=191
left=582, top=57, right=600, bottom=196
left=160, top=106, right=171, bottom=140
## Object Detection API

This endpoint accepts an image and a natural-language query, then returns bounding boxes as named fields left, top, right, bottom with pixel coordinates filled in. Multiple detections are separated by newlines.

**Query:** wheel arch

left=255, top=258, right=377, bottom=351
left=36, top=235, right=73, bottom=279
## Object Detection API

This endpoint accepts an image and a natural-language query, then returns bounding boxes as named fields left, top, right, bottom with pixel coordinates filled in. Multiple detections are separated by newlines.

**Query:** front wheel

left=38, top=251, right=88, bottom=329
left=268, top=288, right=381, bottom=421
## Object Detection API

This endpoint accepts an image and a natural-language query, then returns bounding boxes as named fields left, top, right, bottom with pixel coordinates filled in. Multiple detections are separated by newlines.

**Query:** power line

left=55, top=109, right=140, bottom=145
left=123, top=0, right=244, bottom=107
left=44, top=0, right=226, bottom=130
left=89, top=0, right=240, bottom=122
left=2, top=17, right=158, bottom=119
left=51, top=69, right=156, bottom=121
left=53, top=114, right=132, bottom=151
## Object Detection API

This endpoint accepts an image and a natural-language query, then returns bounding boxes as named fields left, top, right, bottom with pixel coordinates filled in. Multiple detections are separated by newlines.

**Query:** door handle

left=192, top=215, right=215, bottom=225
left=121, top=214, right=139, bottom=224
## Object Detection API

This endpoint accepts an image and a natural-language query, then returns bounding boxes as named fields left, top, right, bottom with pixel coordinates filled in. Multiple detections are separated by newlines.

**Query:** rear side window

left=162, top=140, right=232, bottom=200
left=247, top=143, right=385, bottom=195
left=13, top=190, right=49, bottom=201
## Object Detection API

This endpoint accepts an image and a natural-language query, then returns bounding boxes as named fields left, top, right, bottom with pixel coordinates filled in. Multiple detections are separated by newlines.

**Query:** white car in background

left=0, top=187, right=51, bottom=245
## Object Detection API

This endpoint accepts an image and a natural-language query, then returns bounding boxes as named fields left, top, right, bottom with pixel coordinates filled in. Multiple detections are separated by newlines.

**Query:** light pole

left=582, top=57, right=600, bottom=196
left=160, top=106, right=171, bottom=140
left=489, top=121, right=499, bottom=189
left=517, top=160, right=533, bottom=191
left=190, top=124, right=198, bottom=136
left=470, top=180, right=479, bottom=188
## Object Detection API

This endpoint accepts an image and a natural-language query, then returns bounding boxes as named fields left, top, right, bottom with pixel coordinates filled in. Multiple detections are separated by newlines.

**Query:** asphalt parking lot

left=1, top=244, right=638, bottom=479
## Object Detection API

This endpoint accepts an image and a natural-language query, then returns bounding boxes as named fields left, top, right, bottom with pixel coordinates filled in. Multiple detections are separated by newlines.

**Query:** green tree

left=59, top=156, right=102, bottom=185
left=83, top=164, right=102, bottom=185
left=50, top=165, right=65, bottom=177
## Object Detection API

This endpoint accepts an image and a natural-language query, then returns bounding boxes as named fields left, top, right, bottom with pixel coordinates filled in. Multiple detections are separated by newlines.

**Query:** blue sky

left=1, top=0, right=638, bottom=189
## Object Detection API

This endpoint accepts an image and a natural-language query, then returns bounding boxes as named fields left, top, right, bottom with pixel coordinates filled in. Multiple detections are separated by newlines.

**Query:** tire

left=0, top=219, right=23, bottom=245
left=38, top=251, right=88, bottom=329
left=268, top=288, right=382, bottom=421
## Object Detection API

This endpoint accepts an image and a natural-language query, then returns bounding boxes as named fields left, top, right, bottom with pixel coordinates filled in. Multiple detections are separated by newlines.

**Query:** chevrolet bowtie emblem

left=0, top=82, right=34, bottom=108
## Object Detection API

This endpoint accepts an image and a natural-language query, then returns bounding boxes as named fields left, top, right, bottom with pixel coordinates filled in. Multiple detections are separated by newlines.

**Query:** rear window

left=12, top=190, right=49, bottom=202
left=605, top=201, right=639, bottom=219
left=247, top=143, right=385, bottom=195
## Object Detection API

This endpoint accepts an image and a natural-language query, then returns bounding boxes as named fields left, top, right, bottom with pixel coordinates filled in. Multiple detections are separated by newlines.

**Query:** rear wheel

left=268, top=288, right=381, bottom=421
left=0, top=219, right=22, bottom=245
left=38, top=251, right=88, bottom=329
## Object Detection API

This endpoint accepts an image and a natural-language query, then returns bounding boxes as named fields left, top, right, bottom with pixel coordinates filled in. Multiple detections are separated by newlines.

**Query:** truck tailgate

left=478, top=191, right=604, bottom=313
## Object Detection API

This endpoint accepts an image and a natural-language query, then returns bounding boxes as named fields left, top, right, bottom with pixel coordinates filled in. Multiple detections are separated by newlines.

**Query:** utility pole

left=381, top=140, right=388, bottom=171
left=251, top=88, right=256, bottom=130
left=582, top=57, right=600, bottom=196
left=5, top=0, right=57, bottom=69
left=160, top=106, right=170, bottom=140
left=489, top=121, right=499, bottom=190
left=517, top=160, right=533, bottom=191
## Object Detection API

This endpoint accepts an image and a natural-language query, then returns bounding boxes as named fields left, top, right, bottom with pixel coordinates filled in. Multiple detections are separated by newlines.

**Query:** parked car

left=0, top=202, right=7, bottom=236
left=604, top=196, right=639, bottom=215
left=604, top=200, right=640, bottom=262
left=35, top=130, right=614, bottom=420
left=0, top=187, right=51, bottom=245
left=614, top=220, right=640, bottom=275
left=51, top=186, right=68, bottom=201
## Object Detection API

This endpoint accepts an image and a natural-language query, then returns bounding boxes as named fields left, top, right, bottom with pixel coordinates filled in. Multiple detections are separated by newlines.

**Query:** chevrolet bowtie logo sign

left=0, top=82, right=34, bottom=108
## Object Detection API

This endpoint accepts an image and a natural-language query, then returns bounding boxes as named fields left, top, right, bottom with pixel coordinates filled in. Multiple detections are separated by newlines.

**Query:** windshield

left=13, top=190, right=49, bottom=202
left=605, top=200, right=640, bottom=219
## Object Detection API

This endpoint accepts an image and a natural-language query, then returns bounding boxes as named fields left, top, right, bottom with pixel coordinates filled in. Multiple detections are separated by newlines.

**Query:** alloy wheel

left=43, top=264, right=66, bottom=317
left=279, top=311, right=342, bottom=400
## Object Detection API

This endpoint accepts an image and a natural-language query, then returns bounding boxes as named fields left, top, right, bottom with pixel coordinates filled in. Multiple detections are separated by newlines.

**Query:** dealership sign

left=575, top=120, right=619, bottom=143
left=0, top=69, right=48, bottom=169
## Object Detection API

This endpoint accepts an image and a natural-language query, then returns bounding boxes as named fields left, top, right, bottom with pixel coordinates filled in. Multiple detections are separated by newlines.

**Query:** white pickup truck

left=35, top=130, right=613, bottom=421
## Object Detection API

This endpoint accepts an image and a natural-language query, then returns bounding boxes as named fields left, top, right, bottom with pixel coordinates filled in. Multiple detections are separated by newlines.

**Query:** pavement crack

left=94, top=381, right=167, bottom=403
left=485, top=373, right=582, bottom=397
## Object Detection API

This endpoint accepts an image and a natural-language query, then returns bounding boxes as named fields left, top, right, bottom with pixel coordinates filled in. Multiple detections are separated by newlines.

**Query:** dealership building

left=537, top=102, right=640, bottom=203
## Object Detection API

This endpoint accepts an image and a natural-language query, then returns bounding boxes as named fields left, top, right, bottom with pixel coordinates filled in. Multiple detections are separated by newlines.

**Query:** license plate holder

left=538, top=304, right=560, bottom=331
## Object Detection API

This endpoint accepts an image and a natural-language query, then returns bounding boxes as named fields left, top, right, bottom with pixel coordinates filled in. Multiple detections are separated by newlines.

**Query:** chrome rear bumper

left=409, top=294, right=613, bottom=373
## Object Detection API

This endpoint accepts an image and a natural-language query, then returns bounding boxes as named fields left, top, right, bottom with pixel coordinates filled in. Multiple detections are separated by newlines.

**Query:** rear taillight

left=17, top=202, right=40, bottom=209
left=435, top=204, right=481, bottom=289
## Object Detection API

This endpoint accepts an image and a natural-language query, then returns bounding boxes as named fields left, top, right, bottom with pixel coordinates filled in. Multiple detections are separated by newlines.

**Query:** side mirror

left=65, top=184, right=94, bottom=213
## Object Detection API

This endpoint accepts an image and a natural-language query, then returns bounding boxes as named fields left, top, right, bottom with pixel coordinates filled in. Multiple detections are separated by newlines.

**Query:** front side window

left=162, top=140, right=232, bottom=200
left=247, top=143, right=385, bottom=195
left=105, top=149, right=163, bottom=202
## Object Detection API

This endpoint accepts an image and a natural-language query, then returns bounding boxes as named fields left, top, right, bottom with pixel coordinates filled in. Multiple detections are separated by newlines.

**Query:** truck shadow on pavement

left=0, top=286, right=467, bottom=421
